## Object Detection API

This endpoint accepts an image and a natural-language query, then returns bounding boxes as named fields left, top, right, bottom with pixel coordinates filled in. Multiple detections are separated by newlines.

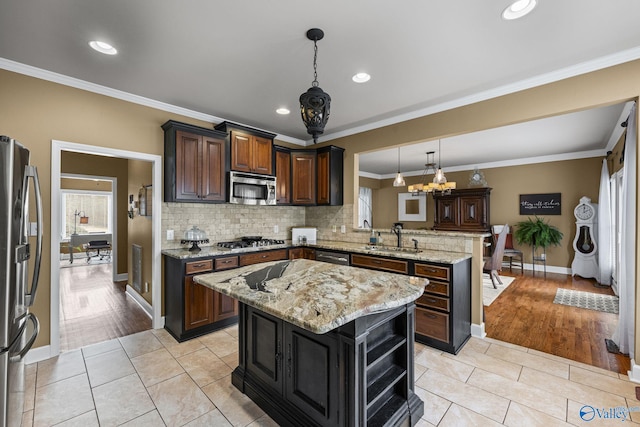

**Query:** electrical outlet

left=332, top=225, right=337, bottom=233
left=29, top=222, right=38, bottom=236
left=273, top=225, right=279, bottom=234
left=340, top=225, right=346, bottom=233
left=166, top=229, right=174, bottom=240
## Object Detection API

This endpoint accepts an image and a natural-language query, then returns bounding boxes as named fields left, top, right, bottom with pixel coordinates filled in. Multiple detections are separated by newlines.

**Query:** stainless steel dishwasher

left=315, top=250, right=350, bottom=266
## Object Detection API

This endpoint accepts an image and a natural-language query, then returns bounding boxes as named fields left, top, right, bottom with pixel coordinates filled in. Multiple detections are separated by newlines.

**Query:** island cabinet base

left=232, top=303, right=424, bottom=427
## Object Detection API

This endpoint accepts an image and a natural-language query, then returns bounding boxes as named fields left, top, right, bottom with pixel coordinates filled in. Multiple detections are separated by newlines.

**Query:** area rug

left=483, top=274, right=516, bottom=306
left=553, top=288, right=619, bottom=314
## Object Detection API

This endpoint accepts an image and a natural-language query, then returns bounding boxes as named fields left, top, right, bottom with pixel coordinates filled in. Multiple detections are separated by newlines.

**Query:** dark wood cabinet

left=351, top=254, right=409, bottom=274
left=184, top=275, right=214, bottom=330
left=215, top=121, right=275, bottom=175
left=433, top=187, right=491, bottom=232
left=164, top=255, right=240, bottom=341
left=288, top=247, right=316, bottom=260
left=239, top=249, right=288, bottom=266
left=163, top=120, right=227, bottom=203
left=274, top=147, right=291, bottom=204
left=291, top=151, right=316, bottom=205
left=414, top=260, right=471, bottom=354
left=274, top=145, right=343, bottom=206
left=234, top=303, right=421, bottom=426
left=316, top=146, right=344, bottom=206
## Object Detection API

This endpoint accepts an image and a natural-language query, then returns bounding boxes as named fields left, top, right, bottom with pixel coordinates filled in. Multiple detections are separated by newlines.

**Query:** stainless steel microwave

left=229, top=171, right=277, bottom=205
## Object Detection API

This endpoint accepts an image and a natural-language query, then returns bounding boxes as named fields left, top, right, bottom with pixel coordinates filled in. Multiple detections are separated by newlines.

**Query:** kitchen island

left=195, top=259, right=426, bottom=427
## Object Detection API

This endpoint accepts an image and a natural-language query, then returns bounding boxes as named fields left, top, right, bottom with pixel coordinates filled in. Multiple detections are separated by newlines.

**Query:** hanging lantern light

left=299, top=28, right=331, bottom=144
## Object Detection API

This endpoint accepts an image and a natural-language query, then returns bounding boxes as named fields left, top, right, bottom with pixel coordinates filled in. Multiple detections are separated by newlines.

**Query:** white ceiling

left=1, top=1, right=638, bottom=170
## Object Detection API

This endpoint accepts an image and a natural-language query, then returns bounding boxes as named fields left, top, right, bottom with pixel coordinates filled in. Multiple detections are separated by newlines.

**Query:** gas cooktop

left=217, top=237, right=285, bottom=250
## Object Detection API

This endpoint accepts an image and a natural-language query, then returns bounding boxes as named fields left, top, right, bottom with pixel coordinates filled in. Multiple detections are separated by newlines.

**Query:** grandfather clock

left=571, top=196, right=599, bottom=280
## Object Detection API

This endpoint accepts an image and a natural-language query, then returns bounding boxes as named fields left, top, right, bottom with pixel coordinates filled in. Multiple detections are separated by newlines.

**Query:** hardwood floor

left=484, top=270, right=630, bottom=374
left=59, top=262, right=151, bottom=352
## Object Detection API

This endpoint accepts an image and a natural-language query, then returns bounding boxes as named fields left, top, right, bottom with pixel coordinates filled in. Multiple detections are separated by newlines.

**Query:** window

left=358, top=187, right=372, bottom=228
left=61, top=190, right=112, bottom=238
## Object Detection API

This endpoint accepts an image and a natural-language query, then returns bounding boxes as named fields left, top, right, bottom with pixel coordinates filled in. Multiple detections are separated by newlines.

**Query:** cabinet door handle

left=426, top=298, right=437, bottom=303
left=287, top=343, right=292, bottom=378
left=426, top=314, right=437, bottom=319
left=372, top=260, right=382, bottom=264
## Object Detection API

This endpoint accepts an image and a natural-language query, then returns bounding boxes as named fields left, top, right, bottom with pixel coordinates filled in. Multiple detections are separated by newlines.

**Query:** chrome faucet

left=391, top=223, right=403, bottom=248
left=363, top=219, right=371, bottom=229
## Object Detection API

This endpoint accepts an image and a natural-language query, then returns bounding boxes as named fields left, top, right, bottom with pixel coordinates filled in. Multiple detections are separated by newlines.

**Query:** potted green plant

left=514, top=216, right=563, bottom=261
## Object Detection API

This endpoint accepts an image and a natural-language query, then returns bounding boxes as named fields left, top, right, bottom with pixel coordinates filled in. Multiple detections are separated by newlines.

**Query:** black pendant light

left=299, top=28, right=331, bottom=144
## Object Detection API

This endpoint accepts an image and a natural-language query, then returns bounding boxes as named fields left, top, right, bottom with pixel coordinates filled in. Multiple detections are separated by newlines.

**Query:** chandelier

left=407, top=140, right=457, bottom=195
left=299, top=28, right=331, bottom=144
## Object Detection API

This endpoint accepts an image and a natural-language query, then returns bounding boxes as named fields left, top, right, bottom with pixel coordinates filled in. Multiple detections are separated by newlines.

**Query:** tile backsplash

left=162, top=202, right=472, bottom=254
left=162, top=203, right=306, bottom=250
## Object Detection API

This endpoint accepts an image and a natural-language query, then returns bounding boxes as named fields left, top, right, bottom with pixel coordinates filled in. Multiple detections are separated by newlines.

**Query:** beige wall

left=1, top=57, right=638, bottom=356
left=0, top=69, right=213, bottom=347
left=365, top=157, right=602, bottom=268
left=128, top=160, right=153, bottom=304
left=61, top=177, right=112, bottom=192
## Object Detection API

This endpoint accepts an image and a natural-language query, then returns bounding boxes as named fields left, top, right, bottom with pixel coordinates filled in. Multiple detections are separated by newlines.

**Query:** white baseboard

left=115, top=273, right=128, bottom=281
left=628, top=359, right=640, bottom=383
left=521, top=263, right=571, bottom=275
left=24, top=345, right=52, bottom=364
left=471, top=322, right=486, bottom=338
left=126, top=284, right=153, bottom=319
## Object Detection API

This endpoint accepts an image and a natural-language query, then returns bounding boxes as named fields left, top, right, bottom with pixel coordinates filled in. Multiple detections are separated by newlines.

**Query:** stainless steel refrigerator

left=1, top=136, right=41, bottom=427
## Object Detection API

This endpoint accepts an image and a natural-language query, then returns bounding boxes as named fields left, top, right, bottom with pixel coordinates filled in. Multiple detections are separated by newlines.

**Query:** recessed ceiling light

left=89, top=40, right=118, bottom=55
left=502, top=0, right=537, bottom=20
left=276, top=107, right=290, bottom=115
left=352, top=72, right=371, bottom=83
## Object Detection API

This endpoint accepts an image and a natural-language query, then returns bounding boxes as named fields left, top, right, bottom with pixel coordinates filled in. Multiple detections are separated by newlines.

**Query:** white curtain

left=597, top=159, right=612, bottom=285
left=612, top=102, right=636, bottom=358
left=358, top=187, right=373, bottom=228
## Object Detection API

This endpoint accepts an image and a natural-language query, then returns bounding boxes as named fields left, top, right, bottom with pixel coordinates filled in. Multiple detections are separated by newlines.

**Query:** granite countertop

left=162, top=240, right=470, bottom=264
left=194, top=259, right=428, bottom=334
left=306, top=241, right=470, bottom=264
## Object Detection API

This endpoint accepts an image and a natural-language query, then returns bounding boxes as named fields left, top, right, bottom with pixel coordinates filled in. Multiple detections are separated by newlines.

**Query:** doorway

left=50, top=140, right=162, bottom=357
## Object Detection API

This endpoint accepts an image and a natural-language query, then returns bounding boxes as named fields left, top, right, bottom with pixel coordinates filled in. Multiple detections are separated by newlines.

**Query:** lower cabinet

left=288, top=247, right=316, bottom=260
left=244, top=307, right=339, bottom=426
left=413, top=260, right=471, bottom=354
left=164, top=255, right=240, bottom=341
left=234, top=303, right=423, bottom=427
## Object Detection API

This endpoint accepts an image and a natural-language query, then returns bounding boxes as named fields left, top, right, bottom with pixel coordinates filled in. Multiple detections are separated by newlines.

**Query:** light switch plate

left=29, top=222, right=38, bottom=236
left=167, top=229, right=174, bottom=240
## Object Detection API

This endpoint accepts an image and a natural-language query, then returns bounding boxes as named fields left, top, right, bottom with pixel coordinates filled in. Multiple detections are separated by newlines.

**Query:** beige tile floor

left=21, top=326, right=639, bottom=426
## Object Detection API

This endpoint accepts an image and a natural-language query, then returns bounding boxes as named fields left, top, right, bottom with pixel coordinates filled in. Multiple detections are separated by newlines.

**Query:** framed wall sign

left=519, top=193, right=561, bottom=215
left=398, top=193, right=427, bottom=221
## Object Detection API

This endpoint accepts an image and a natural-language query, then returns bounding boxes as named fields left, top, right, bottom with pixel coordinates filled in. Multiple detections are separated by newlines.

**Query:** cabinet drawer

left=423, top=280, right=450, bottom=298
left=416, top=294, right=450, bottom=312
left=415, top=308, right=449, bottom=343
left=240, top=249, right=288, bottom=266
left=414, top=263, right=450, bottom=281
left=351, top=254, right=408, bottom=274
left=185, top=259, right=213, bottom=275
left=215, top=256, right=239, bottom=270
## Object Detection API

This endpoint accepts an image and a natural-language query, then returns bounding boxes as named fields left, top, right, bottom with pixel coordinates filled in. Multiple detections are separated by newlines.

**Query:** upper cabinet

left=291, top=151, right=317, bottom=205
left=214, top=121, right=275, bottom=175
left=274, top=146, right=291, bottom=204
left=277, top=145, right=344, bottom=206
left=163, top=120, right=227, bottom=203
left=316, top=146, right=344, bottom=206
left=433, top=188, right=491, bottom=232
